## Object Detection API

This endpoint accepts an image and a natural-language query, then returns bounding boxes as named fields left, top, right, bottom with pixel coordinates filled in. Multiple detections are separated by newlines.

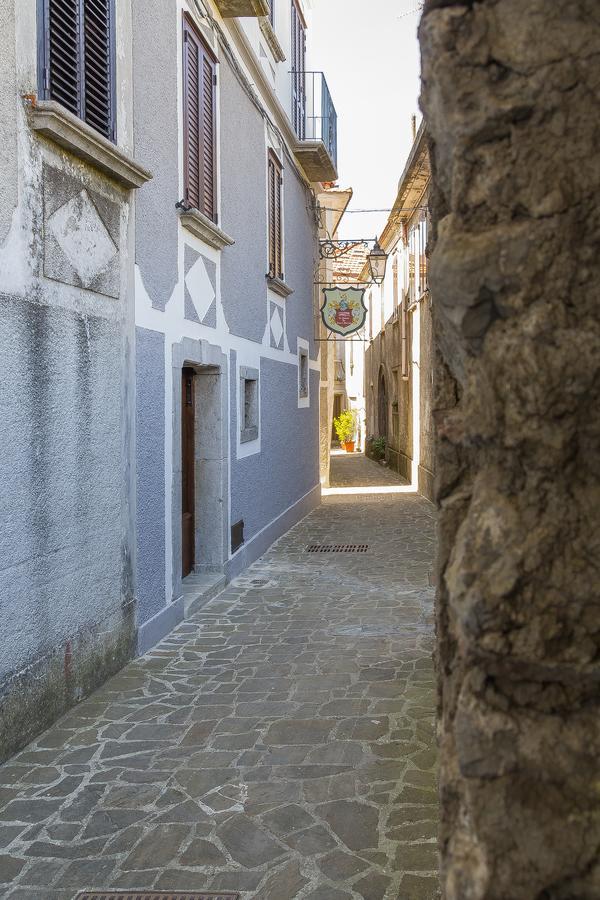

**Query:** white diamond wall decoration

left=270, top=306, right=284, bottom=347
left=47, top=190, right=117, bottom=287
left=185, top=255, right=216, bottom=322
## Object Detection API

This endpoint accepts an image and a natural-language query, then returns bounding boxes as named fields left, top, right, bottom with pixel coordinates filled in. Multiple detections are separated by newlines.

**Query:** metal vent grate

left=76, top=893, right=240, bottom=900
left=306, top=544, right=369, bottom=553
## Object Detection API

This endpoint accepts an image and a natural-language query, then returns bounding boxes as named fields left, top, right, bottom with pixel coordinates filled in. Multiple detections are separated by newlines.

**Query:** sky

left=308, top=0, right=422, bottom=240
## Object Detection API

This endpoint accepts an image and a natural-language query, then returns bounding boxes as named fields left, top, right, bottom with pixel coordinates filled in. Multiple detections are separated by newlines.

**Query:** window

left=38, top=0, right=116, bottom=142
left=291, top=0, right=306, bottom=138
left=240, top=367, right=259, bottom=443
left=267, top=151, right=283, bottom=280
left=183, top=16, right=217, bottom=222
left=298, top=340, right=310, bottom=407
left=299, top=348, right=309, bottom=399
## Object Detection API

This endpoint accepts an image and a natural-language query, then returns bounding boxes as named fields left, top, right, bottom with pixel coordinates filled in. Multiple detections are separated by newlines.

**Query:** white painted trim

left=235, top=352, right=262, bottom=459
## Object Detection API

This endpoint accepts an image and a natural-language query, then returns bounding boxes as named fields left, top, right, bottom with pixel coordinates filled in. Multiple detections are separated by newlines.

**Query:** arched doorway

left=378, top=367, right=388, bottom=438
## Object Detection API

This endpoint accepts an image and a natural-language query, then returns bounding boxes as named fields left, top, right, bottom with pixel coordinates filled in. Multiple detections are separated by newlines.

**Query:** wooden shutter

left=268, top=152, right=283, bottom=280
left=268, top=156, right=276, bottom=277
left=83, top=0, right=114, bottom=139
left=42, top=0, right=115, bottom=141
left=183, top=16, right=217, bottom=223
left=47, top=0, right=81, bottom=118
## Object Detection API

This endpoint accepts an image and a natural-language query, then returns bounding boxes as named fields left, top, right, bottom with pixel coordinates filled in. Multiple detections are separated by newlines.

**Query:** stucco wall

left=0, top=0, right=18, bottom=244
left=220, top=55, right=269, bottom=343
left=135, top=326, right=166, bottom=625
left=283, top=165, right=318, bottom=360
left=0, top=0, right=137, bottom=761
left=132, top=0, right=179, bottom=311
left=230, top=355, right=320, bottom=543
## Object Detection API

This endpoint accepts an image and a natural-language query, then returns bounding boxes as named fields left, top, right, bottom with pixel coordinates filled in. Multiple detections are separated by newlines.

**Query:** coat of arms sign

left=320, top=287, right=367, bottom=337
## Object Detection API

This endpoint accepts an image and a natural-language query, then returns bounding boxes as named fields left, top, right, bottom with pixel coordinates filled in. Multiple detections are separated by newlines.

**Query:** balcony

left=292, top=71, right=338, bottom=183
left=214, top=0, right=269, bottom=16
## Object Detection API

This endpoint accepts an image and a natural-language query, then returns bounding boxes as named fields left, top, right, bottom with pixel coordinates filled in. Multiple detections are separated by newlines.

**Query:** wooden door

left=182, top=367, right=195, bottom=578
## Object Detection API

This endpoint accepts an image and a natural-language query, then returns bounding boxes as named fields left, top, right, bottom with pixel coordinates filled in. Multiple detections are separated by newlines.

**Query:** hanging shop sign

left=320, top=287, right=367, bottom=336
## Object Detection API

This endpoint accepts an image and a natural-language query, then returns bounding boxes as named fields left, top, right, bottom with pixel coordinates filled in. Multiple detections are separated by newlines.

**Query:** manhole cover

left=306, top=544, right=369, bottom=553
left=76, top=893, right=240, bottom=900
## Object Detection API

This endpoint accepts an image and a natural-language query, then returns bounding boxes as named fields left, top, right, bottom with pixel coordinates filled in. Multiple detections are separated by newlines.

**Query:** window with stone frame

left=240, top=367, right=259, bottom=443
left=298, top=347, right=309, bottom=400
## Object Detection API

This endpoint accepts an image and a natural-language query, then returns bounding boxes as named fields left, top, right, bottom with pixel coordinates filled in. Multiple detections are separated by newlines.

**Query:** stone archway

left=420, top=2, right=600, bottom=898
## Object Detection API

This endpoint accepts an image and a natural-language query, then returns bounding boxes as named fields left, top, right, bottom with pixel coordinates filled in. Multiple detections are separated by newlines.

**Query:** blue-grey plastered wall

left=133, top=0, right=179, bottom=310
left=283, top=165, right=318, bottom=360
left=220, top=55, right=269, bottom=343
left=135, top=327, right=166, bottom=626
left=230, top=357, right=320, bottom=542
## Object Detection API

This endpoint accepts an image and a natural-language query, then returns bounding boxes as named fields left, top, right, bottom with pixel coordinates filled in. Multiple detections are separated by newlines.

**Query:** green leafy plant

left=333, top=409, right=357, bottom=444
left=371, top=436, right=387, bottom=459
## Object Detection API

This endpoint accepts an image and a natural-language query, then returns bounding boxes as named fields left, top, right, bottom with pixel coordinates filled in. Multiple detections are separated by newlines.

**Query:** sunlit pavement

left=0, top=453, right=439, bottom=899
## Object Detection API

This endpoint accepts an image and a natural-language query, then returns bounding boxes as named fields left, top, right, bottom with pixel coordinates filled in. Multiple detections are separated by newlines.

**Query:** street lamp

left=367, top=238, right=388, bottom=285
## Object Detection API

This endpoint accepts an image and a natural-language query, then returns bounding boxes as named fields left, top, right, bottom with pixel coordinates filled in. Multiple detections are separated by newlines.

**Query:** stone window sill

left=28, top=100, right=152, bottom=190
left=267, top=275, right=294, bottom=298
left=240, top=426, right=259, bottom=444
left=179, top=208, right=235, bottom=251
left=259, top=18, right=286, bottom=62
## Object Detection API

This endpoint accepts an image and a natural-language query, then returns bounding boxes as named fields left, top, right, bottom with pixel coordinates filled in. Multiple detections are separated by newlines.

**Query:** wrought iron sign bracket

left=318, top=238, right=372, bottom=260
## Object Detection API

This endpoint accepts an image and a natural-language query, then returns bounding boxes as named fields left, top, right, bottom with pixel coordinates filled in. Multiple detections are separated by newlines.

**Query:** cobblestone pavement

left=328, top=451, right=411, bottom=489
left=0, top=455, right=439, bottom=900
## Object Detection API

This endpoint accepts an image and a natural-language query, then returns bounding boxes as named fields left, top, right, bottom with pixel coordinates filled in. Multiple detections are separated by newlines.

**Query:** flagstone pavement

left=0, top=454, right=439, bottom=899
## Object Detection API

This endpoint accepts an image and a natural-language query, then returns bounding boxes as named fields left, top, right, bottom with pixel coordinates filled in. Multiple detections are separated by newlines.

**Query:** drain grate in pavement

left=306, top=544, right=369, bottom=553
left=76, top=893, right=240, bottom=900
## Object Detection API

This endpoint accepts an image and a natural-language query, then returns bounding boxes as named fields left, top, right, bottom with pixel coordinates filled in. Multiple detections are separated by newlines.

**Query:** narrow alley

left=0, top=455, right=437, bottom=900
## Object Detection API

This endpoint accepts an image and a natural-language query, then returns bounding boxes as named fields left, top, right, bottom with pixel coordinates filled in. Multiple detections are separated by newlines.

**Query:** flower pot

left=345, top=441, right=355, bottom=453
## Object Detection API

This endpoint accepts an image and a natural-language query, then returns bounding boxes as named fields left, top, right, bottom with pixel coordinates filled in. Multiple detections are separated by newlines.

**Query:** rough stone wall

left=420, top=2, right=600, bottom=898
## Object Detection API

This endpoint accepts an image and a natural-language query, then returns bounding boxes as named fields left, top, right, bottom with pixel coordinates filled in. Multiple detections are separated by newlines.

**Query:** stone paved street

left=0, top=455, right=438, bottom=899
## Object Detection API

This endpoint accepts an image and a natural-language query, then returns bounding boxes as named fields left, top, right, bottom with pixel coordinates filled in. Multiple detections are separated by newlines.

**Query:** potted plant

left=372, top=436, right=387, bottom=460
left=333, top=409, right=357, bottom=452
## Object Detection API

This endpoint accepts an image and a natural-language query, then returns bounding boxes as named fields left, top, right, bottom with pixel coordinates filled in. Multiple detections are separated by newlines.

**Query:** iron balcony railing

left=291, top=70, right=338, bottom=170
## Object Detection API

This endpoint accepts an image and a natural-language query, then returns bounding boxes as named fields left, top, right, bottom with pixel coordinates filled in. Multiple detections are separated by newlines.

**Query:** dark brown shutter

left=268, top=156, right=276, bottom=277
left=47, top=0, right=81, bottom=118
left=275, top=164, right=283, bottom=279
left=83, top=0, right=114, bottom=139
left=183, top=16, right=217, bottom=223
left=43, top=0, right=115, bottom=141
left=268, top=152, right=283, bottom=280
